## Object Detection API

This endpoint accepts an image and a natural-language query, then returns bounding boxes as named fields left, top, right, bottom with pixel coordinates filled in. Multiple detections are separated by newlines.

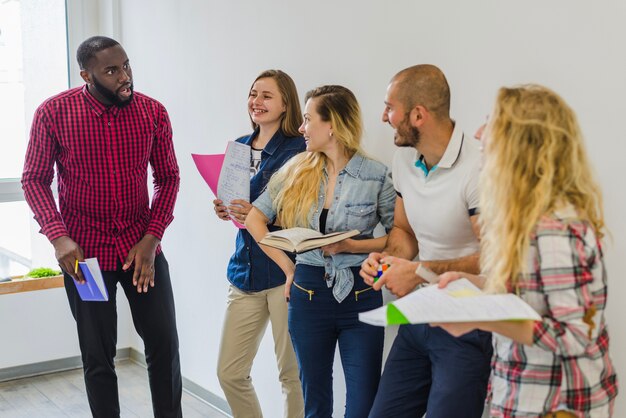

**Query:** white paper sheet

left=359, top=278, right=541, bottom=327
left=216, top=141, right=251, bottom=208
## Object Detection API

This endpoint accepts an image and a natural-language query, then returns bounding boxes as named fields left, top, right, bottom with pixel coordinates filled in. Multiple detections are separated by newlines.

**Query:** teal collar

left=415, top=155, right=437, bottom=177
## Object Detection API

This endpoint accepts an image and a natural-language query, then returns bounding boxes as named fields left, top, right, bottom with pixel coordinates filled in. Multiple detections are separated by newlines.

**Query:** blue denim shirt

left=253, top=153, right=396, bottom=301
left=226, top=129, right=306, bottom=292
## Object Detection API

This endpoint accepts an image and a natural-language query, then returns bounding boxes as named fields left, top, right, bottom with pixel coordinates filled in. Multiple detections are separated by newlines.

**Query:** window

left=0, top=0, right=68, bottom=278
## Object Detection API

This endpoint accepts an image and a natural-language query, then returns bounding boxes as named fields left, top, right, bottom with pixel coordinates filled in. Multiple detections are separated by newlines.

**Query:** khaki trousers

left=217, top=284, right=304, bottom=418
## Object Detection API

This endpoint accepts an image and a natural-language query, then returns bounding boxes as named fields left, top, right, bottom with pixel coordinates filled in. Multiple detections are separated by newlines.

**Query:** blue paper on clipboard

left=74, top=258, right=109, bottom=302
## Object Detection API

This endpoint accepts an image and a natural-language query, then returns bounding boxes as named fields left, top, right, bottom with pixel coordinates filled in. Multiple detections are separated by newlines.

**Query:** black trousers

left=64, top=253, right=182, bottom=418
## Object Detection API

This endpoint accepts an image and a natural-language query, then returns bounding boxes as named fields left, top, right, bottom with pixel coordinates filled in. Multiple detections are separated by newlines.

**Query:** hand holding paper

left=359, top=278, right=541, bottom=327
left=192, top=141, right=252, bottom=229
left=227, top=199, right=253, bottom=226
left=52, top=235, right=85, bottom=283
left=213, top=198, right=231, bottom=221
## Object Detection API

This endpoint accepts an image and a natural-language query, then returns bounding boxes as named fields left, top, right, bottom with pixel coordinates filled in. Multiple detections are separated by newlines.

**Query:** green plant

left=25, top=267, right=62, bottom=278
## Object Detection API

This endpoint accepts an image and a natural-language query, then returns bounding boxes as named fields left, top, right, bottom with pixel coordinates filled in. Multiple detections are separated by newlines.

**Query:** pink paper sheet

left=192, top=153, right=245, bottom=229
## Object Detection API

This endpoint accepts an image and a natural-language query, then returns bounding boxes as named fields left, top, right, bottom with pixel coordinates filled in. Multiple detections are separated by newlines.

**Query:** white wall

left=0, top=288, right=136, bottom=370
left=112, top=1, right=626, bottom=416
left=0, top=290, right=75, bottom=369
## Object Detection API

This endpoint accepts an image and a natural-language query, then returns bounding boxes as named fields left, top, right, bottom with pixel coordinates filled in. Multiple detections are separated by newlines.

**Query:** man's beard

left=395, top=115, right=420, bottom=147
left=93, top=76, right=134, bottom=108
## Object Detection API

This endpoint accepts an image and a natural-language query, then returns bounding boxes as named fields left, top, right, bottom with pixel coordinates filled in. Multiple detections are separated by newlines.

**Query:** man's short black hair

left=76, top=36, right=120, bottom=70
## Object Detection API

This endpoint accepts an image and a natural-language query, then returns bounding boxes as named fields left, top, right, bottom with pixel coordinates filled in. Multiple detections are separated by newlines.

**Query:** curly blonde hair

left=480, top=85, right=605, bottom=293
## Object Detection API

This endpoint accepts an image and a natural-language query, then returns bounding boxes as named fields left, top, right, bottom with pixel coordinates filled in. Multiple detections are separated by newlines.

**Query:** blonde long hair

left=480, top=85, right=605, bottom=293
left=268, top=85, right=364, bottom=228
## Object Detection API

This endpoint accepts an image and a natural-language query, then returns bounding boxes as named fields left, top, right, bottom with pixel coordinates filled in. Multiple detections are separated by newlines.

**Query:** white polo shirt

left=392, top=124, right=480, bottom=261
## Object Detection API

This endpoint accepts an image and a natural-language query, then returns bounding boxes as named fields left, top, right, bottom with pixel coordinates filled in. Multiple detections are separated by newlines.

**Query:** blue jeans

left=289, top=264, right=384, bottom=418
left=369, top=324, right=492, bottom=418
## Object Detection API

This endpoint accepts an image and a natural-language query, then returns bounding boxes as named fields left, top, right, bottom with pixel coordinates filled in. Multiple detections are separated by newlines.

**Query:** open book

left=74, top=258, right=109, bottom=302
left=359, top=278, right=541, bottom=326
left=258, top=227, right=359, bottom=253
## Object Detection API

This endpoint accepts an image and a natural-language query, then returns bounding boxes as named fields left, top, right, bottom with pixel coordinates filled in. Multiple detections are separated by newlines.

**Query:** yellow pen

left=74, top=259, right=79, bottom=275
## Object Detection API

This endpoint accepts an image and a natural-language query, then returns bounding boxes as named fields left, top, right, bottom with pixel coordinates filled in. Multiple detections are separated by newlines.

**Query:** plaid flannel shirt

left=490, top=206, right=618, bottom=417
left=22, top=86, right=180, bottom=271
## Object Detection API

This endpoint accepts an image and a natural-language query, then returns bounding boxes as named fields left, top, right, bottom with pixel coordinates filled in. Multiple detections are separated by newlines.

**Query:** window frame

left=0, top=178, right=24, bottom=203
left=0, top=0, right=116, bottom=282
left=0, top=0, right=78, bottom=285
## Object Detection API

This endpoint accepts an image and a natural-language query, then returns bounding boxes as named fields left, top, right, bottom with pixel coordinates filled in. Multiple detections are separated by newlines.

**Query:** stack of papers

left=359, top=278, right=541, bottom=326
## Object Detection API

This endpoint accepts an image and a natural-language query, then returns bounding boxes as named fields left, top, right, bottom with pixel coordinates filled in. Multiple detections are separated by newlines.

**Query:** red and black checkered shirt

left=22, top=86, right=180, bottom=271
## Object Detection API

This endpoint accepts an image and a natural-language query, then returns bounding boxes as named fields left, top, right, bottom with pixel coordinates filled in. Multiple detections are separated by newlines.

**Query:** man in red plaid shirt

left=22, top=36, right=182, bottom=417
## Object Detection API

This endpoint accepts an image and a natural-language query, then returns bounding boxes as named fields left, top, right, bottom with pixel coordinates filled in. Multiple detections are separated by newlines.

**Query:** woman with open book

left=435, top=85, right=618, bottom=417
left=212, top=70, right=305, bottom=418
left=246, top=85, right=396, bottom=417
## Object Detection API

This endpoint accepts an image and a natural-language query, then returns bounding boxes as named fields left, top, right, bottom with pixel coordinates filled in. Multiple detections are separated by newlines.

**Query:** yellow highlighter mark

left=447, top=288, right=481, bottom=298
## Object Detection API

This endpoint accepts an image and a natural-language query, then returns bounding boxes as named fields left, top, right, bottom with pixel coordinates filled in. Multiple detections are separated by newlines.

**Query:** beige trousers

left=217, top=284, right=304, bottom=418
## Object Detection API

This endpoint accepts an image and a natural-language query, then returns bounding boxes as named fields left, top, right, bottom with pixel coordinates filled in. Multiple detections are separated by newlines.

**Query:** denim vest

left=253, top=153, right=396, bottom=301
left=226, top=130, right=306, bottom=292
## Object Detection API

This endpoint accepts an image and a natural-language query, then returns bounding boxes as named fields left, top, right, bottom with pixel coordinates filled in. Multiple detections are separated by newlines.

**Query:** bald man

left=360, top=65, right=492, bottom=418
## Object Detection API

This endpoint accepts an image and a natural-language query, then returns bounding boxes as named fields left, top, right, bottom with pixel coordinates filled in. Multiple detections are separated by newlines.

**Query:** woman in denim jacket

left=213, top=70, right=305, bottom=418
left=246, top=85, right=396, bottom=418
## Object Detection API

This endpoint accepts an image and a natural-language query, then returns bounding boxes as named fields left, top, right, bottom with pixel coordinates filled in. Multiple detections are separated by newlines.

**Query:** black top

left=319, top=208, right=329, bottom=234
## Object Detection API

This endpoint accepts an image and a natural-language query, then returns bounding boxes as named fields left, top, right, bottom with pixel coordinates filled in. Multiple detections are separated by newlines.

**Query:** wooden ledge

left=0, top=275, right=64, bottom=295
